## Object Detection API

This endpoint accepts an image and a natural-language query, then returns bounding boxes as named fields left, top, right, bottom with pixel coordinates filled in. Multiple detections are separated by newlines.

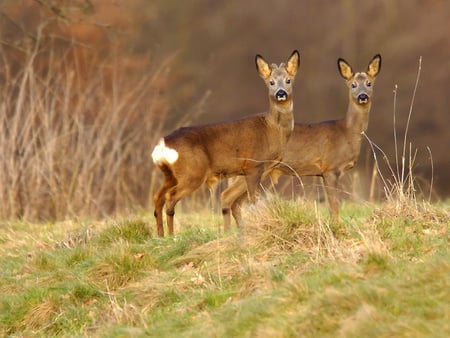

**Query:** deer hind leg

left=154, top=175, right=177, bottom=237
left=164, top=175, right=205, bottom=236
left=322, top=171, right=341, bottom=219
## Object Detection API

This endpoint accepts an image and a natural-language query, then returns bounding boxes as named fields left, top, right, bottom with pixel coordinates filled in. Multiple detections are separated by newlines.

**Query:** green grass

left=0, top=198, right=449, bottom=337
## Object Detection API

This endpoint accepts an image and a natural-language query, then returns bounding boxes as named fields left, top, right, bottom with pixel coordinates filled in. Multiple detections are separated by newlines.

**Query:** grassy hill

left=0, top=197, right=449, bottom=337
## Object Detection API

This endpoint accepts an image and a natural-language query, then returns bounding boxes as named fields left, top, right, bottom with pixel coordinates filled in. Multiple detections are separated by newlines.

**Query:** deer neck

left=344, top=100, right=371, bottom=135
left=267, top=100, right=294, bottom=133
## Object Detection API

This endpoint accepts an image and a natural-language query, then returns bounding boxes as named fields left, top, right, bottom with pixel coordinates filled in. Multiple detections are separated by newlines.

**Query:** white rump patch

left=151, top=139, right=179, bottom=165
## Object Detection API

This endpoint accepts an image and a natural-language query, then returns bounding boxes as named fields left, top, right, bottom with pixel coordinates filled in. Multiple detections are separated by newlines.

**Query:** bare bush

left=0, top=42, right=169, bottom=220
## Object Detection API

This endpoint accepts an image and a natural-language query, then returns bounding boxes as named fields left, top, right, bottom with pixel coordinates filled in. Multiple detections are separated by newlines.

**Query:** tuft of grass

left=96, top=218, right=152, bottom=245
left=242, top=195, right=326, bottom=251
left=152, top=227, right=218, bottom=269
left=361, top=251, right=391, bottom=274
left=89, top=241, right=153, bottom=289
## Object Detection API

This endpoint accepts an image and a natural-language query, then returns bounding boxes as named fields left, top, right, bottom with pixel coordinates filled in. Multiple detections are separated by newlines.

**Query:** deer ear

left=337, top=58, right=354, bottom=80
left=286, top=50, right=300, bottom=77
left=367, top=54, right=382, bottom=78
left=255, top=54, right=271, bottom=79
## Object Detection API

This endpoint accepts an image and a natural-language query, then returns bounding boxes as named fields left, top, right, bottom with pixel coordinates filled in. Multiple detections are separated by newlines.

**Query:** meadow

left=0, top=4, right=448, bottom=336
left=0, top=196, right=448, bottom=337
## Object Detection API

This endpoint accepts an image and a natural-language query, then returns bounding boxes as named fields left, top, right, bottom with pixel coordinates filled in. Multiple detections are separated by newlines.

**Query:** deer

left=151, top=50, right=300, bottom=236
left=224, top=54, right=382, bottom=226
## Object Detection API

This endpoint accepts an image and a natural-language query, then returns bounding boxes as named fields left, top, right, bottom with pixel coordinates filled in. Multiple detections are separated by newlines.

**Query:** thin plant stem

left=392, top=84, right=400, bottom=182
left=427, top=146, right=434, bottom=202
left=401, top=56, right=422, bottom=189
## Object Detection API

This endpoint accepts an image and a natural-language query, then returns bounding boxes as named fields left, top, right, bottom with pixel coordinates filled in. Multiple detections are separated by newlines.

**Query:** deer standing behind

left=151, top=50, right=300, bottom=236
left=226, top=54, right=381, bottom=225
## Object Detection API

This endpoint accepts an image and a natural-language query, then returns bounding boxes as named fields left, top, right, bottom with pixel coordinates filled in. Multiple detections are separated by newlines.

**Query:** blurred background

left=0, top=0, right=448, bottom=220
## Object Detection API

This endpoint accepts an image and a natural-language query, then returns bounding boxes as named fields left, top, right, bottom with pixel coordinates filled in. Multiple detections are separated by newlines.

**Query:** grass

left=0, top=197, right=448, bottom=337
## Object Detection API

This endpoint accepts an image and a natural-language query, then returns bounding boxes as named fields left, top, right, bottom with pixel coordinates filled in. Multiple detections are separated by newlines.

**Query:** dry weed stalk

left=364, top=56, right=431, bottom=215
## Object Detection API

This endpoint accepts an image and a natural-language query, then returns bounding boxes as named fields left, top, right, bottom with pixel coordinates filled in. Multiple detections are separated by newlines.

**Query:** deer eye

left=269, top=80, right=275, bottom=86
left=366, top=81, right=372, bottom=87
left=286, top=78, right=291, bottom=84
left=351, top=83, right=357, bottom=89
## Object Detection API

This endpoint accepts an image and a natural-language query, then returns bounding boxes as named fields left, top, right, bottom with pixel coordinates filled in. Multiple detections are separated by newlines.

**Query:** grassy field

left=0, top=196, right=448, bottom=337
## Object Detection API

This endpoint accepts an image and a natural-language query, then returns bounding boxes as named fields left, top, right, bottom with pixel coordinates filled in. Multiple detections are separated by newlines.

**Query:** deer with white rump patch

left=225, top=54, right=381, bottom=225
left=151, top=50, right=300, bottom=236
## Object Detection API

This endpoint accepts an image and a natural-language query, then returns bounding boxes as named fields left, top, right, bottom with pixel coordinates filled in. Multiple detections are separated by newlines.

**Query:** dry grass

left=0, top=40, right=170, bottom=221
left=21, top=299, right=59, bottom=331
left=241, top=197, right=365, bottom=265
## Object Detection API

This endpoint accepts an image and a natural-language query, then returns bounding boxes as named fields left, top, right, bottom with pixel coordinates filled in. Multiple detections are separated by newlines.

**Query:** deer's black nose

left=275, top=89, right=288, bottom=101
left=358, top=93, right=369, bottom=103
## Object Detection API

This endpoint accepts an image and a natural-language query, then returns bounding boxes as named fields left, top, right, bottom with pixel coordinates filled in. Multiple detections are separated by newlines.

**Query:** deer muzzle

left=275, top=89, right=288, bottom=101
left=357, top=93, right=369, bottom=104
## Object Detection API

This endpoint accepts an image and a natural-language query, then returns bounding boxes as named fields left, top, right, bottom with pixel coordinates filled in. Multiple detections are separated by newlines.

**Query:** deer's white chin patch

left=151, top=139, right=179, bottom=165
left=358, top=98, right=368, bottom=104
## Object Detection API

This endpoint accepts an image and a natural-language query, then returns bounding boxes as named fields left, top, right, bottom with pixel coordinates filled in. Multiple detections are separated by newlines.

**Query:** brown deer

left=225, top=54, right=381, bottom=225
left=151, top=50, right=300, bottom=236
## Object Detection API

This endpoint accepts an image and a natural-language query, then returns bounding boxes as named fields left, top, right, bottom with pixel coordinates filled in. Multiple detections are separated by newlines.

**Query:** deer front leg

left=230, top=192, right=248, bottom=228
left=232, top=168, right=263, bottom=227
left=322, top=171, right=341, bottom=219
left=229, top=167, right=272, bottom=227
left=244, top=167, right=264, bottom=203
left=221, top=177, right=249, bottom=231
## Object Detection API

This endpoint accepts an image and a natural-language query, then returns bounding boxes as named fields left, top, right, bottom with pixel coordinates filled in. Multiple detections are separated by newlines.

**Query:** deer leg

left=221, top=177, right=248, bottom=231
left=164, top=175, right=204, bottom=236
left=165, top=198, right=177, bottom=236
left=164, top=190, right=187, bottom=236
left=153, top=178, right=176, bottom=237
left=245, top=167, right=264, bottom=203
left=230, top=167, right=279, bottom=227
left=323, top=171, right=341, bottom=219
left=221, top=168, right=264, bottom=229
left=233, top=167, right=274, bottom=226
left=230, top=192, right=248, bottom=227
left=153, top=191, right=165, bottom=237
left=164, top=188, right=183, bottom=237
